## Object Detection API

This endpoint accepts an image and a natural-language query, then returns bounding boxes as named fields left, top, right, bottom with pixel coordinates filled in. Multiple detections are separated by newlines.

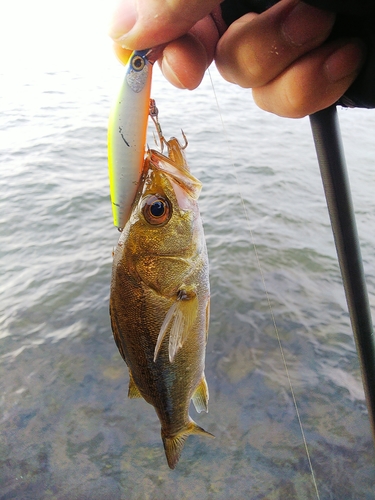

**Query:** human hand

left=109, top=0, right=367, bottom=118
left=216, top=0, right=366, bottom=117
left=109, top=0, right=225, bottom=90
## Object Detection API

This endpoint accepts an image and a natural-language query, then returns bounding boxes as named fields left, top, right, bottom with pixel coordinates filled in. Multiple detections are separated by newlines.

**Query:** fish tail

left=161, top=420, right=214, bottom=469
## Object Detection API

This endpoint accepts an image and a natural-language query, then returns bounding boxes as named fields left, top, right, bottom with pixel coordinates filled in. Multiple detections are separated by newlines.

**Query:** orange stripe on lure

left=108, top=50, right=153, bottom=230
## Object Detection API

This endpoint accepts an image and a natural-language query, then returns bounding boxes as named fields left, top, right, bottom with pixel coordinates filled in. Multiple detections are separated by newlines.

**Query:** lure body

left=108, top=50, right=152, bottom=230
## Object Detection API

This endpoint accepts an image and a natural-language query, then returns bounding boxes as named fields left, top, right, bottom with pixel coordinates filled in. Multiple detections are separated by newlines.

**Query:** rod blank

left=309, top=105, right=375, bottom=442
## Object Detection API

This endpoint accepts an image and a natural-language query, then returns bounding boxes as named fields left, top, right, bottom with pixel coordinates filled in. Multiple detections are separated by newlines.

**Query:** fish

left=108, top=50, right=153, bottom=230
left=109, top=131, right=213, bottom=469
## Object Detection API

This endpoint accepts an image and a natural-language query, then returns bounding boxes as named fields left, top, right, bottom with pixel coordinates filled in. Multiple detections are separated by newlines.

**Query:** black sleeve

left=220, top=0, right=375, bottom=109
left=220, top=0, right=279, bottom=25
left=303, top=0, right=375, bottom=16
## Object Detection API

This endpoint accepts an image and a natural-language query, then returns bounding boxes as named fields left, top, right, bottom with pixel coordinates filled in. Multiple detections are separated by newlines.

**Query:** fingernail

left=161, top=57, right=187, bottom=90
left=282, top=2, right=335, bottom=47
left=325, top=40, right=365, bottom=82
left=109, top=0, right=137, bottom=43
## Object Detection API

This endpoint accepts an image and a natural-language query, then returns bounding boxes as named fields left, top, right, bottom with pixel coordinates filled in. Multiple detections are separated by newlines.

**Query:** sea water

left=0, top=8, right=374, bottom=499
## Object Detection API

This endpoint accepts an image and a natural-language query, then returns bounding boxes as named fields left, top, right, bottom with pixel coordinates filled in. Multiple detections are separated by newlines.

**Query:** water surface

left=0, top=33, right=374, bottom=499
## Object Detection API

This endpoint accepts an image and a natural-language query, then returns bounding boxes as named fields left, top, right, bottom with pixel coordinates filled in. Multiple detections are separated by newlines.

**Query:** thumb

left=109, top=0, right=222, bottom=49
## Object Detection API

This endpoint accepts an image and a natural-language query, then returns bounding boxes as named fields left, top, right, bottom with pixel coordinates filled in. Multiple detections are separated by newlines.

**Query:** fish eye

left=142, top=195, right=172, bottom=226
left=131, top=55, right=145, bottom=71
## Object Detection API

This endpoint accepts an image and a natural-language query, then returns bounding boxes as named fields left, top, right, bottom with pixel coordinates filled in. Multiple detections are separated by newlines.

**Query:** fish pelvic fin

left=153, top=287, right=199, bottom=363
left=192, top=374, right=209, bottom=413
left=162, top=420, right=214, bottom=470
left=128, top=370, right=142, bottom=399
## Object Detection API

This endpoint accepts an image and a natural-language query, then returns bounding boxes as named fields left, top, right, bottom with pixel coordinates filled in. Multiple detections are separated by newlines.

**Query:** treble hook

left=149, top=99, right=167, bottom=152
left=180, top=130, right=188, bottom=150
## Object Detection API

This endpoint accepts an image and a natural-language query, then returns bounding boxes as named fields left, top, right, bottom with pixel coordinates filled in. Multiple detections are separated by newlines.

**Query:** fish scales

left=110, top=138, right=213, bottom=469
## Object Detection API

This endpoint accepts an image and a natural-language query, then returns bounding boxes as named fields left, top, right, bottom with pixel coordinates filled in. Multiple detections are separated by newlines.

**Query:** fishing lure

left=108, top=50, right=153, bottom=230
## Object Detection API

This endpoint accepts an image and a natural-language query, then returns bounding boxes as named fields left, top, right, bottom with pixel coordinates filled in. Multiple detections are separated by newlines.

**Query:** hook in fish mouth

left=147, top=149, right=202, bottom=202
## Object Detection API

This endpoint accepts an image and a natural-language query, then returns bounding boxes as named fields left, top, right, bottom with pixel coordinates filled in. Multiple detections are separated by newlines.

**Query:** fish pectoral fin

left=192, top=374, right=209, bottom=413
left=162, top=420, right=214, bottom=470
left=153, top=301, right=178, bottom=362
left=128, top=370, right=142, bottom=399
left=168, top=287, right=199, bottom=363
left=153, top=287, right=199, bottom=363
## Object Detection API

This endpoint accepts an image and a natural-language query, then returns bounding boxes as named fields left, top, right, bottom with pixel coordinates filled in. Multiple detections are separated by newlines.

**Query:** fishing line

left=207, top=68, right=321, bottom=499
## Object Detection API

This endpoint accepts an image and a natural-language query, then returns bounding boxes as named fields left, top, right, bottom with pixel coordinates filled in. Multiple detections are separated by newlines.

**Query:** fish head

left=125, top=146, right=203, bottom=259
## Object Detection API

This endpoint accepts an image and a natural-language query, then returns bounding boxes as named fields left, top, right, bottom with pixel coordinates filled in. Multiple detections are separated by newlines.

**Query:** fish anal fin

left=128, top=370, right=142, bottom=399
left=192, top=374, right=209, bottom=413
left=162, top=420, right=214, bottom=469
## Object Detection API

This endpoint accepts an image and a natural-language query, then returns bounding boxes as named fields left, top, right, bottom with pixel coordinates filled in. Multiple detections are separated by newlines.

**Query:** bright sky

left=0, top=0, right=118, bottom=72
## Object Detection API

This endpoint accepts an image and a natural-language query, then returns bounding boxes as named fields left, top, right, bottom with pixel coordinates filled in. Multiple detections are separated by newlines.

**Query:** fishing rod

left=220, top=0, right=375, bottom=447
left=309, top=106, right=375, bottom=443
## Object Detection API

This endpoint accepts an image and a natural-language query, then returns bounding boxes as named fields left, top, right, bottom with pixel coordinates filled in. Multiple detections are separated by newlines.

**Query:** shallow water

left=1, top=20, right=375, bottom=499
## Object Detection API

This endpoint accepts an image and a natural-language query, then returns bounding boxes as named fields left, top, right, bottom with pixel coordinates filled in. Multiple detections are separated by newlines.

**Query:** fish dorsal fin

left=153, top=287, right=198, bottom=363
left=192, top=374, right=209, bottom=413
left=128, top=370, right=142, bottom=399
left=162, top=420, right=214, bottom=469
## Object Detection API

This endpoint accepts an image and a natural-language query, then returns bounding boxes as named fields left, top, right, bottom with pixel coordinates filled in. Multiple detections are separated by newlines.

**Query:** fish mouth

left=147, top=149, right=202, bottom=201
